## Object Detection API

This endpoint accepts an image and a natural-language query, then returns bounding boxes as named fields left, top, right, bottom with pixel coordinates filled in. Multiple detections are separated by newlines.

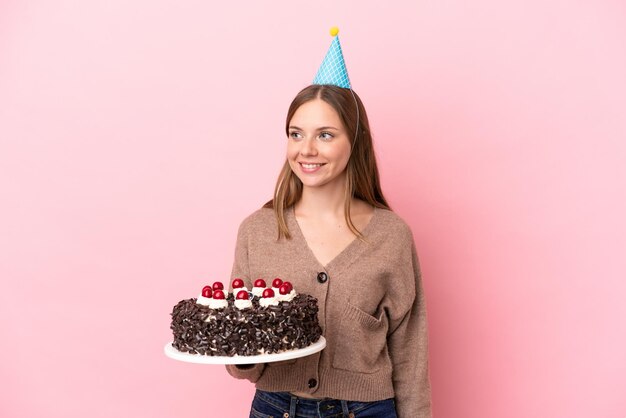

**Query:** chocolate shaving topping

left=170, top=294, right=322, bottom=357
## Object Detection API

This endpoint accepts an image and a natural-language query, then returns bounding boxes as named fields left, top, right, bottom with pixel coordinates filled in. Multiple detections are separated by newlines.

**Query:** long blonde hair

left=264, top=85, right=390, bottom=239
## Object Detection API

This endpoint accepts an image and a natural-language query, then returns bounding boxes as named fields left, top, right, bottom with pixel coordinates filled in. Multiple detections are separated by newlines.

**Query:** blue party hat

left=313, top=27, right=351, bottom=89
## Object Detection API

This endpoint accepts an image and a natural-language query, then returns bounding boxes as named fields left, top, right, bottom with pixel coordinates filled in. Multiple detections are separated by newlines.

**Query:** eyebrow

left=288, top=125, right=340, bottom=131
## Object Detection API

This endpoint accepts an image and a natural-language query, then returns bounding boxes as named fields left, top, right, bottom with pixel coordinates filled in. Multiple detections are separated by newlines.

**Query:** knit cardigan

left=225, top=207, right=432, bottom=418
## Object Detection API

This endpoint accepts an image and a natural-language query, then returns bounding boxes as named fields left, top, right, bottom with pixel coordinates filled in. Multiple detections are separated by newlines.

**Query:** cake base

left=164, top=337, right=326, bottom=365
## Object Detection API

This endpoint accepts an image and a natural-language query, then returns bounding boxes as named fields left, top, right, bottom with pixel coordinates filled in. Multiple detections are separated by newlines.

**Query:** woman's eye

left=319, top=132, right=334, bottom=140
left=289, top=132, right=303, bottom=140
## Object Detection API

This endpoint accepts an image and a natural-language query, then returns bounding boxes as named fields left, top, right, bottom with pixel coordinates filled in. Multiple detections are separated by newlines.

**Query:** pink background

left=1, top=1, right=625, bottom=417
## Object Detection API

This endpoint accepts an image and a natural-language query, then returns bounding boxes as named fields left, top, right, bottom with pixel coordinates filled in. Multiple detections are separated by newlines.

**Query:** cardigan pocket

left=331, top=303, right=388, bottom=374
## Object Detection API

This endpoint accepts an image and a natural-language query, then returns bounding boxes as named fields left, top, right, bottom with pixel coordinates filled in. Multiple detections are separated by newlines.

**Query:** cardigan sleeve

left=387, top=240, right=433, bottom=418
left=224, top=216, right=266, bottom=382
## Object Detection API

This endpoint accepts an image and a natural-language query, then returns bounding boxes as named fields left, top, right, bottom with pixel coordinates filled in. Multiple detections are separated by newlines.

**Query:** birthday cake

left=170, top=278, right=322, bottom=356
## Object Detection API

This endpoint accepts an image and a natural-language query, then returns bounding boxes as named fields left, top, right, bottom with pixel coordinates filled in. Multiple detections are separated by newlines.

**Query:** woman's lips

left=299, top=162, right=325, bottom=173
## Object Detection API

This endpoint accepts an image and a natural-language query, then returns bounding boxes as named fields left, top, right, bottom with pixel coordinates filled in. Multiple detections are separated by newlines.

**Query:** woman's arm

left=224, top=216, right=267, bottom=382
left=387, top=241, right=432, bottom=417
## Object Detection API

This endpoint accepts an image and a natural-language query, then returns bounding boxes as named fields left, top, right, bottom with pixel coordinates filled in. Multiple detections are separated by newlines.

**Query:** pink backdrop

left=1, top=1, right=625, bottom=417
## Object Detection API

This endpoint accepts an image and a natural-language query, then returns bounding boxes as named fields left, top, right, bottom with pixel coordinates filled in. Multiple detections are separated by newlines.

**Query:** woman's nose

left=300, top=138, right=318, bottom=156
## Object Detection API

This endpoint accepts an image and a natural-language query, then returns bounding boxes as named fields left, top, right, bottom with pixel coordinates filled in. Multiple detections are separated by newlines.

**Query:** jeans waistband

left=255, top=390, right=351, bottom=417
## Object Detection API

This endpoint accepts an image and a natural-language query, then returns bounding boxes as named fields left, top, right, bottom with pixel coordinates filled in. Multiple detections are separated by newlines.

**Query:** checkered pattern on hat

left=313, top=36, right=351, bottom=89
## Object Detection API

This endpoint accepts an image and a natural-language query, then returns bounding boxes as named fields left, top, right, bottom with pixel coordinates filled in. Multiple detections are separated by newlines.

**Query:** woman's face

left=287, top=99, right=351, bottom=190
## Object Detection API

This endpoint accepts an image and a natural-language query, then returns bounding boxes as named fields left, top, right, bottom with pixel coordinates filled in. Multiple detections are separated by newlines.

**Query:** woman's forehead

left=290, top=99, right=343, bottom=128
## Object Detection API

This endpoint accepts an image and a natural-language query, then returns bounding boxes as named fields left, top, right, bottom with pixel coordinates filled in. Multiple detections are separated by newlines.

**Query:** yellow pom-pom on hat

left=330, top=26, right=339, bottom=37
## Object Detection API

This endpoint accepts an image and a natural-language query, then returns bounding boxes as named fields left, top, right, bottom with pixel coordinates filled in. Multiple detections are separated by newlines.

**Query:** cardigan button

left=317, top=272, right=328, bottom=283
left=308, top=378, right=317, bottom=388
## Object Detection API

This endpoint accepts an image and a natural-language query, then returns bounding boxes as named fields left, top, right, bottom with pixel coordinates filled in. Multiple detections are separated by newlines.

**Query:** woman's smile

left=298, top=162, right=327, bottom=173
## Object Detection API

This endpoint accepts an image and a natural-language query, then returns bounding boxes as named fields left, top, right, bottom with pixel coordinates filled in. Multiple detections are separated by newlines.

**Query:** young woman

left=225, top=84, right=432, bottom=418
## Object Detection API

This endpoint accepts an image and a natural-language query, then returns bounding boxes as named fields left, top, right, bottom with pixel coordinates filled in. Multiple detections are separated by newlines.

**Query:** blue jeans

left=250, top=390, right=398, bottom=418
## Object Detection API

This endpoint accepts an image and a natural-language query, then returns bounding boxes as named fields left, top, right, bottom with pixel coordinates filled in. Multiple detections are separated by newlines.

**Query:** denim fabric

left=250, top=390, right=397, bottom=418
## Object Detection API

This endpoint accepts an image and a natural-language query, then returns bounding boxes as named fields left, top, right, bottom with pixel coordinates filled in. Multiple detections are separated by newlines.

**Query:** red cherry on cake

left=201, top=286, right=213, bottom=298
left=232, top=278, right=244, bottom=289
left=262, top=288, right=275, bottom=298
left=254, top=278, right=267, bottom=288
left=236, top=290, right=249, bottom=300
left=213, top=290, right=225, bottom=299
left=212, top=281, right=224, bottom=291
left=279, top=282, right=293, bottom=295
left=272, top=278, right=283, bottom=288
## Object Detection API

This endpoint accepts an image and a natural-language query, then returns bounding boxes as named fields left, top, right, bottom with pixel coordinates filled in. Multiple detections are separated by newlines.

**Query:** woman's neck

left=296, top=179, right=347, bottom=219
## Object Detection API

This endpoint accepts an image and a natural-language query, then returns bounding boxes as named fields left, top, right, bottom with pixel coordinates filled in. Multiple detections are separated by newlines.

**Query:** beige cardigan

left=225, top=207, right=432, bottom=418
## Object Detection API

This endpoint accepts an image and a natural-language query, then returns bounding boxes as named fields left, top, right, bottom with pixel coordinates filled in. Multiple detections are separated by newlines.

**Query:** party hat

left=313, top=27, right=351, bottom=89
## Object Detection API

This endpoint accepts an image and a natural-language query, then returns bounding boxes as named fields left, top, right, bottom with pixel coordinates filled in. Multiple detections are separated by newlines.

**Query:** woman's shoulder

left=373, top=207, right=414, bottom=239
left=237, top=206, right=276, bottom=234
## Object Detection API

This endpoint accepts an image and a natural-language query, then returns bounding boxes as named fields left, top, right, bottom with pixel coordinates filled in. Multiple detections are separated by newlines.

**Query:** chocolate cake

left=170, top=278, right=322, bottom=356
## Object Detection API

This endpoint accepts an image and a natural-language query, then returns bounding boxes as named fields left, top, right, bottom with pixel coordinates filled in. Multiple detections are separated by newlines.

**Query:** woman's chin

left=300, top=180, right=325, bottom=188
